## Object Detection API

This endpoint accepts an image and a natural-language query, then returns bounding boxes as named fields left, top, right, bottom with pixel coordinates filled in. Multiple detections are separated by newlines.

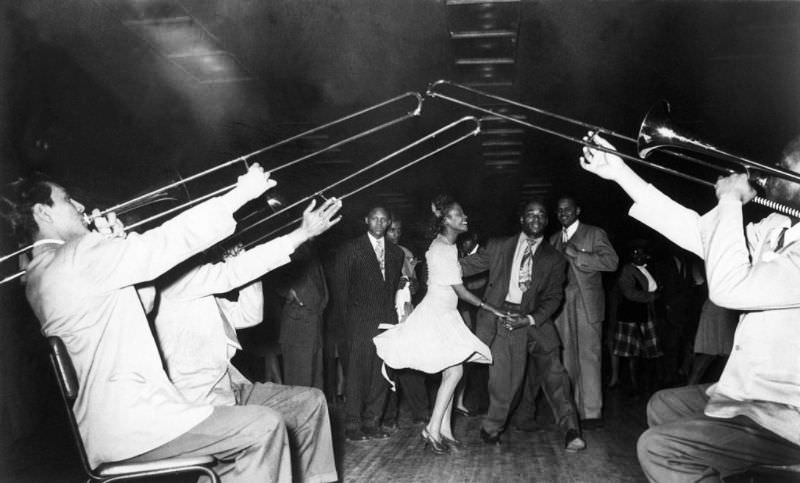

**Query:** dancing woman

left=374, top=195, right=504, bottom=453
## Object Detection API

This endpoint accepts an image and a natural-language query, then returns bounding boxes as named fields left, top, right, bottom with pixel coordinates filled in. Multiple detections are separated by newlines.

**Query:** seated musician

left=1, top=164, right=341, bottom=483
left=144, top=231, right=338, bottom=482
left=581, top=133, right=800, bottom=481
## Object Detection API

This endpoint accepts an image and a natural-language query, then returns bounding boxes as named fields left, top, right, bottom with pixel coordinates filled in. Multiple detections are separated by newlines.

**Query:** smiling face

left=364, top=206, right=390, bottom=238
left=520, top=201, right=548, bottom=238
left=34, top=183, right=89, bottom=242
left=556, top=197, right=580, bottom=229
left=442, top=203, right=468, bottom=234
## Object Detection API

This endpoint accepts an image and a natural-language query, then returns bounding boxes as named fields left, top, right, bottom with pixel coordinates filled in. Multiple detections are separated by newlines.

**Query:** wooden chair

left=47, top=336, right=220, bottom=483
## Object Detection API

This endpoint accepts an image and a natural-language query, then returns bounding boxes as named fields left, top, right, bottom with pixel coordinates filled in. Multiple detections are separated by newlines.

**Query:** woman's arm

left=452, top=283, right=506, bottom=318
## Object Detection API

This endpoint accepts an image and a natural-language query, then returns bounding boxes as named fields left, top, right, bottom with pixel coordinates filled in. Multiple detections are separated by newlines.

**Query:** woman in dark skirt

left=608, top=241, right=663, bottom=391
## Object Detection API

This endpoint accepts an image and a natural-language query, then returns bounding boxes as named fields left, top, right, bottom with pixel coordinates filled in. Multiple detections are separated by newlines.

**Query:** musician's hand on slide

left=92, top=210, right=126, bottom=239
left=579, top=132, right=628, bottom=181
left=236, top=163, right=277, bottom=201
left=715, top=173, right=756, bottom=204
left=300, top=197, right=343, bottom=239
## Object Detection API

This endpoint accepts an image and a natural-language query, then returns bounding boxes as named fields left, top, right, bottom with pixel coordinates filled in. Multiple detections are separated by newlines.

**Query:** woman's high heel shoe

left=421, top=428, right=450, bottom=454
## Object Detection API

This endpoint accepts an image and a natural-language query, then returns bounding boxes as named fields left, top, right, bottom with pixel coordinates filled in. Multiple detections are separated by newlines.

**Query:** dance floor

left=337, top=391, right=647, bottom=483
left=4, top=386, right=651, bottom=482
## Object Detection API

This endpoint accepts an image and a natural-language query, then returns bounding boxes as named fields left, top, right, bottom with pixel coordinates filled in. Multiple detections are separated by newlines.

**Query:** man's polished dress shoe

left=479, top=428, right=500, bottom=445
left=564, top=429, right=586, bottom=453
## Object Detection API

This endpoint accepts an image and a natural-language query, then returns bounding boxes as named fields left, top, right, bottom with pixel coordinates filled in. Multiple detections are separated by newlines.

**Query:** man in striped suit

left=331, top=206, right=404, bottom=441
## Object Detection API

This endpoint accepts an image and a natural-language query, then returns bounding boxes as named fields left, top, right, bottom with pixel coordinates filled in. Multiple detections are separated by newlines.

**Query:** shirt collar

left=518, top=232, right=543, bottom=246
left=367, top=232, right=383, bottom=249
left=563, top=220, right=580, bottom=239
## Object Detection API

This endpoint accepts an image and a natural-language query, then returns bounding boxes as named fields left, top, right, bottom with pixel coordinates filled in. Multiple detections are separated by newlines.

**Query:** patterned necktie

left=375, top=238, right=386, bottom=280
left=518, top=238, right=535, bottom=292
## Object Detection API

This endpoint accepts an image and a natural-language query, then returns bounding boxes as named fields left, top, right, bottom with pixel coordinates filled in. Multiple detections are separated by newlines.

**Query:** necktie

left=775, top=226, right=789, bottom=251
left=375, top=238, right=386, bottom=279
left=518, top=238, right=535, bottom=292
left=562, top=228, right=569, bottom=244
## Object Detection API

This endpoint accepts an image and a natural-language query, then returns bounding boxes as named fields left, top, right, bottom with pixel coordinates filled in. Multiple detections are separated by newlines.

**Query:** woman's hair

left=0, top=174, right=54, bottom=246
left=427, top=194, right=458, bottom=238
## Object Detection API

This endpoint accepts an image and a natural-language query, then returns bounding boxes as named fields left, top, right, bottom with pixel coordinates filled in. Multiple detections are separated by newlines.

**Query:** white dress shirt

left=506, top=232, right=543, bottom=307
left=367, top=233, right=385, bottom=279
left=562, top=220, right=580, bottom=242
left=634, top=264, right=658, bottom=292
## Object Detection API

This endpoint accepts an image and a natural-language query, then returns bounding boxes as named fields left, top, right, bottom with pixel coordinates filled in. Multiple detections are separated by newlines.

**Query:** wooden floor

left=337, top=390, right=648, bottom=483
left=4, top=386, right=649, bottom=483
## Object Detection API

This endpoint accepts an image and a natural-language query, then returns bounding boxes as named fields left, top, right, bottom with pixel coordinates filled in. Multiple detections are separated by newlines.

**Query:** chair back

left=48, top=335, right=96, bottom=476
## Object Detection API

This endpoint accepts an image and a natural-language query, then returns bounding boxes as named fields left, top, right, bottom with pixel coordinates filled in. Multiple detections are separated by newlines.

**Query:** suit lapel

left=521, top=240, right=548, bottom=306
left=499, top=235, right=519, bottom=296
left=359, top=234, right=383, bottom=281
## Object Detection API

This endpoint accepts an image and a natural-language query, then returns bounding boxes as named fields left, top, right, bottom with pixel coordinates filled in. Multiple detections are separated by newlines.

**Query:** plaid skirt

left=613, top=319, right=662, bottom=359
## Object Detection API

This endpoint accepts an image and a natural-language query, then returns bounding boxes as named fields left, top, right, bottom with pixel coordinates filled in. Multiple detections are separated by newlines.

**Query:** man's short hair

left=556, top=194, right=580, bottom=207
left=366, top=205, right=391, bottom=220
left=1, top=175, right=55, bottom=246
left=519, top=197, right=548, bottom=217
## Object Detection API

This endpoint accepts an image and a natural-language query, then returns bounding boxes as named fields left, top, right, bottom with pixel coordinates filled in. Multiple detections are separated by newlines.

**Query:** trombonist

left=580, top=133, right=800, bottom=482
left=2, top=164, right=341, bottom=483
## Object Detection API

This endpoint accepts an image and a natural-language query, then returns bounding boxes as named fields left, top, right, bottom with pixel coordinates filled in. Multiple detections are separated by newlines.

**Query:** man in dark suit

left=276, top=240, right=328, bottom=389
left=461, top=200, right=584, bottom=451
left=330, top=205, right=404, bottom=441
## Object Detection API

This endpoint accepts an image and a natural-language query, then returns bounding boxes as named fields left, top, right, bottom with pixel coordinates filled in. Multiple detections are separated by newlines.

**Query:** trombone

left=426, top=79, right=800, bottom=218
left=238, top=116, right=481, bottom=249
left=0, top=92, right=423, bottom=285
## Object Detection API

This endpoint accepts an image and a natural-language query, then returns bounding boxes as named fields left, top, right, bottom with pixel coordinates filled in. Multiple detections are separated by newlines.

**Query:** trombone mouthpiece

left=82, top=213, right=92, bottom=226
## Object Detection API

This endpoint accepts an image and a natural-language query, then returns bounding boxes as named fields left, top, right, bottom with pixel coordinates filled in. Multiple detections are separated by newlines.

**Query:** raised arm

left=216, top=280, right=264, bottom=329
left=704, top=176, right=800, bottom=310
left=84, top=164, right=277, bottom=292
left=581, top=133, right=705, bottom=257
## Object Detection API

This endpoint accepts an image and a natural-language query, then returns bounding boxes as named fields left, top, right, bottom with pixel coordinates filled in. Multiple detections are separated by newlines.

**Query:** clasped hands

left=496, top=310, right=529, bottom=332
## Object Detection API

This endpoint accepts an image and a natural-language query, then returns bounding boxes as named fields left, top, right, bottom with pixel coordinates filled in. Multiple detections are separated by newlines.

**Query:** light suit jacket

left=461, top=234, right=567, bottom=352
left=629, top=183, right=800, bottom=446
left=549, top=222, right=618, bottom=323
left=25, top=196, right=238, bottom=468
left=154, top=234, right=294, bottom=406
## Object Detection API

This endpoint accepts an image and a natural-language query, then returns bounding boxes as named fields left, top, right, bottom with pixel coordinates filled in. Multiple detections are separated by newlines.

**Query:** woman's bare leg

left=427, top=364, right=463, bottom=440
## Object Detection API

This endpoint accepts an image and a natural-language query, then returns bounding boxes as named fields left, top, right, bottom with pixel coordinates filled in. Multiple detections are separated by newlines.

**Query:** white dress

left=374, top=235, right=492, bottom=373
